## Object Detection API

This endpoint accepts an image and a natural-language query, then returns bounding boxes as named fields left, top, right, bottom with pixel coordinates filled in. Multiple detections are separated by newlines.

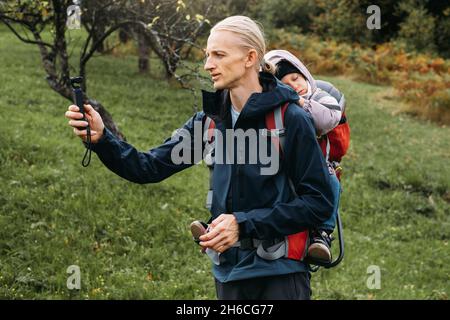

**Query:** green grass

left=0, top=26, right=449, bottom=300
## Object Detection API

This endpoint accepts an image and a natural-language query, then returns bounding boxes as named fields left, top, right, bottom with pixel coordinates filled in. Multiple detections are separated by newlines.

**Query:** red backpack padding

left=319, top=113, right=350, bottom=163
left=315, top=80, right=350, bottom=181
left=265, top=102, right=309, bottom=261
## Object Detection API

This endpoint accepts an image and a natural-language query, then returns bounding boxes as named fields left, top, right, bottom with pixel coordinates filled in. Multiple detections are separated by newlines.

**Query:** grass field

left=0, top=26, right=449, bottom=299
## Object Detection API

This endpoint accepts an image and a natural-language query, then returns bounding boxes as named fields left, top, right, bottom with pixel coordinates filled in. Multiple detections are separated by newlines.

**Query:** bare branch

left=0, top=17, right=54, bottom=49
left=81, top=20, right=138, bottom=65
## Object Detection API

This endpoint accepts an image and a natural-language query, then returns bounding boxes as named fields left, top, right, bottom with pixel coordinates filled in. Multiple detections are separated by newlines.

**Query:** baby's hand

left=297, top=97, right=305, bottom=107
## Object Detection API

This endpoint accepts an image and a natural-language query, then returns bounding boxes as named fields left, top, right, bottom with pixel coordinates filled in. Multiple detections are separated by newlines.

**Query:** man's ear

left=245, top=49, right=258, bottom=69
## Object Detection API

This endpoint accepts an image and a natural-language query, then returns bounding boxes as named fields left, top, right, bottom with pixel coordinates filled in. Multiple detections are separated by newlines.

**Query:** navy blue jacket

left=89, top=72, right=335, bottom=282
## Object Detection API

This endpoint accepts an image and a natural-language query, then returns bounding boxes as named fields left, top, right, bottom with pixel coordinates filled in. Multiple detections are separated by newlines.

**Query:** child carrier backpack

left=202, top=80, right=347, bottom=268
left=315, top=80, right=351, bottom=181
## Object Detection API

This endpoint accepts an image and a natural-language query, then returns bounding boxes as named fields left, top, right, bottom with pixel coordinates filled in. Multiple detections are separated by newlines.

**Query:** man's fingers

left=66, top=105, right=96, bottom=120
left=211, top=239, right=230, bottom=253
left=199, top=222, right=225, bottom=241
left=84, top=104, right=97, bottom=116
left=199, top=230, right=225, bottom=248
left=73, top=127, right=97, bottom=137
left=199, top=238, right=220, bottom=249
left=199, top=227, right=219, bottom=241
left=65, top=110, right=84, bottom=120
left=202, top=238, right=230, bottom=253
left=199, top=214, right=239, bottom=252
left=68, top=120, right=89, bottom=128
left=210, top=214, right=226, bottom=228
left=85, top=112, right=93, bottom=122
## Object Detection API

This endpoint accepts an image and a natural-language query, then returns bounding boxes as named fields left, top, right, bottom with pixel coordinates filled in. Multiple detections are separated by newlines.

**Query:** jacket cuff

left=233, top=211, right=250, bottom=239
left=83, top=127, right=113, bottom=152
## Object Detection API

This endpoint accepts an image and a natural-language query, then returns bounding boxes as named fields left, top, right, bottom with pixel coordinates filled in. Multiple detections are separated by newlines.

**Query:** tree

left=0, top=0, right=215, bottom=139
left=126, top=0, right=213, bottom=79
left=249, top=0, right=317, bottom=32
left=396, top=0, right=437, bottom=54
left=311, top=0, right=373, bottom=44
left=0, top=0, right=128, bottom=139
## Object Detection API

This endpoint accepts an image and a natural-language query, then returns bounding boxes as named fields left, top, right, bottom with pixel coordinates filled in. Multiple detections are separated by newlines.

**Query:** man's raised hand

left=65, top=104, right=105, bottom=143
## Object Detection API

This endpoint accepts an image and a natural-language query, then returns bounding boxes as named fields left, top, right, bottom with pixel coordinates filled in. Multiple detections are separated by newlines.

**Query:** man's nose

left=204, top=57, right=214, bottom=71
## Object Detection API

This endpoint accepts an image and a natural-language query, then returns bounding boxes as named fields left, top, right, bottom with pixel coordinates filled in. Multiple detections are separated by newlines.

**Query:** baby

left=265, top=49, right=342, bottom=137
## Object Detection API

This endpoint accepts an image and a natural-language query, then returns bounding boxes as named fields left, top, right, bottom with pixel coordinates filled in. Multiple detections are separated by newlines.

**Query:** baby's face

left=281, top=73, right=308, bottom=96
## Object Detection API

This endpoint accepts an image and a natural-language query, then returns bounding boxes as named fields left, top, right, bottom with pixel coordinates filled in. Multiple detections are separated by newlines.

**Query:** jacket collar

left=202, top=72, right=299, bottom=123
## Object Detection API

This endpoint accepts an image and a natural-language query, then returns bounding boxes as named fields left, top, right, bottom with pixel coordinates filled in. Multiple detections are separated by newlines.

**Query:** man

left=65, top=16, right=334, bottom=299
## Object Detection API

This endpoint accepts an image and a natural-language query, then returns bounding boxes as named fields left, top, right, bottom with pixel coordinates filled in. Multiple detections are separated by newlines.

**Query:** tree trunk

left=87, top=98, right=126, bottom=141
left=119, top=27, right=130, bottom=44
left=2, top=1, right=126, bottom=141
left=137, top=30, right=150, bottom=74
left=92, top=25, right=106, bottom=53
left=163, top=54, right=179, bottom=79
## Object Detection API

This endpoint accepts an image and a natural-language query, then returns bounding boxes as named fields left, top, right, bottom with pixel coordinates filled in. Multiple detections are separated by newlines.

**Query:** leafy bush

left=394, top=72, right=450, bottom=124
left=396, top=0, right=437, bottom=54
left=435, top=8, right=450, bottom=58
left=312, top=0, right=372, bottom=45
left=268, top=29, right=450, bottom=124
left=249, top=0, right=318, bottom=32
left=247, top=0, right=449, bottom=57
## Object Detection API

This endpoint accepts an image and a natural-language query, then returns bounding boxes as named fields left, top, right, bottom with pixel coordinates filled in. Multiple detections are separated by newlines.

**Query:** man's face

left=204, top=30, right=249, bottom=90
left=281, top=73, right=308, bottom=96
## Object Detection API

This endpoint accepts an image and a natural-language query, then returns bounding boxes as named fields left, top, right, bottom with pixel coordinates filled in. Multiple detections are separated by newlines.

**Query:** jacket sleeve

left=302, top=89, right=342, bottom=136
left=86, top=112, right=205, bottom=184
left=233, top=106, right=335, bottom=239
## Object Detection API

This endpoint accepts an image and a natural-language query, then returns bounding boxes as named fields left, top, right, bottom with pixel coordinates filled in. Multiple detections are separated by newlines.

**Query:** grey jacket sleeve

left=302, top=88, right=342, bottom=136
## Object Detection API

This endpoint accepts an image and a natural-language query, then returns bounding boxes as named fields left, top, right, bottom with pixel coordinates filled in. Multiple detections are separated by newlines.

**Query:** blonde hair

left=211, top=16, right=276, bottom=74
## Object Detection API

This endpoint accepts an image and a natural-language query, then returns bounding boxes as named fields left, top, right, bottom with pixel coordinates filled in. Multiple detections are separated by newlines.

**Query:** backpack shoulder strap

left=265, top=102, right=289, bottom=155
left=203, top=115, right=216, bottom=144
left=203, top=115, right=216, bottom=211
left=265, top=102, right=298, bottom=196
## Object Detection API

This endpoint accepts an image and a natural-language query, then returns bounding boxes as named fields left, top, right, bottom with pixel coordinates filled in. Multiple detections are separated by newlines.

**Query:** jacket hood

left=202, top=72, right=299, bottom=123
left=264, top=50, right=317, bottom=96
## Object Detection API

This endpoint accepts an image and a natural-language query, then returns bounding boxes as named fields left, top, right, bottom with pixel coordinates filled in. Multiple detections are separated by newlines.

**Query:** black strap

left=82, top=126, right=92, bottom=167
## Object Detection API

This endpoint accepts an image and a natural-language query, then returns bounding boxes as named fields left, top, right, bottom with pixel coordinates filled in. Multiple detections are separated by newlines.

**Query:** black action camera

left=70, top=76, right=92, bottom=167
left=70, top=76, right=88, bottom=130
